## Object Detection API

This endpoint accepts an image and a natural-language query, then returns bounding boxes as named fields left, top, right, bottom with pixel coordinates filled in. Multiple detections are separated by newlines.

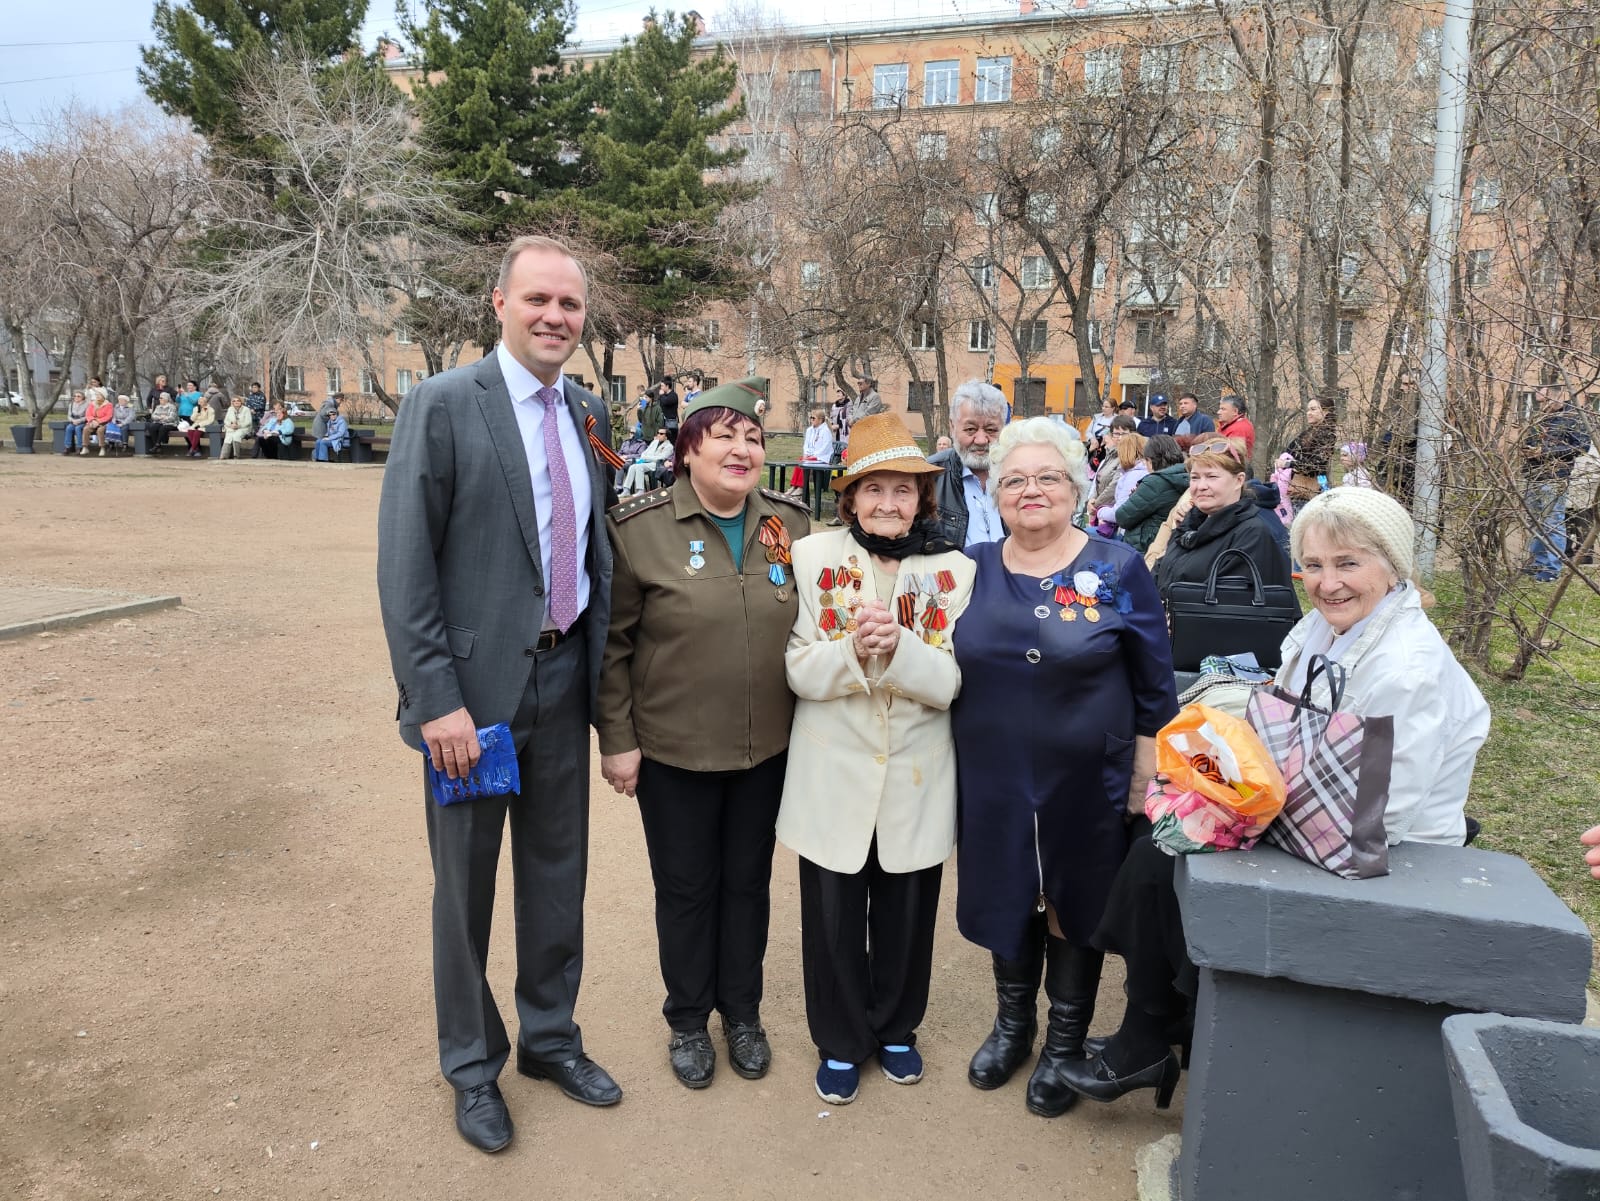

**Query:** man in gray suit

left=377, top=235, right=621, bottom=1153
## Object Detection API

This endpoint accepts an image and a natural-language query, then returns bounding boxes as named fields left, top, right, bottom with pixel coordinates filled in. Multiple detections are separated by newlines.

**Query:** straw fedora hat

left=830, top=413, right=942, bottom=492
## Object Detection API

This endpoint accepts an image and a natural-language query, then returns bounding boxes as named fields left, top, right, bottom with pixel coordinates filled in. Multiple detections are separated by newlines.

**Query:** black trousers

left=636, top=753, right=785, bottom=1032
left=423, top=631, right=590, bottom=1089
left=1091, top=832, right=1195, bottom=1016
left=797, top=842, right=943, bottom=1064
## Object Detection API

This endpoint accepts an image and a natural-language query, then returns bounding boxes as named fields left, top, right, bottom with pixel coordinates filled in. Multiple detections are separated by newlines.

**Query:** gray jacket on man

left=376, top=353, right=614, bottom=747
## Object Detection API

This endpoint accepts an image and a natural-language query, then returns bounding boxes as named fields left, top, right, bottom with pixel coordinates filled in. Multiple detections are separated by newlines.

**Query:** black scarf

left=849, top=518, right=958, bottom=560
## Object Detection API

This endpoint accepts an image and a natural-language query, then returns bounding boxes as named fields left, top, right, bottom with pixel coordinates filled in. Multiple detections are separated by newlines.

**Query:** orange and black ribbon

left=896, top=593, right=917, bottom=629
left=584, top=414, right=626, bottom=471
left=759, top=516, right=792, bottom=565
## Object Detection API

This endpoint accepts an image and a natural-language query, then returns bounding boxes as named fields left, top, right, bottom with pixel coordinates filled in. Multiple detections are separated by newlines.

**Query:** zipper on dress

left=1033, top=812, right=1047, bottom=913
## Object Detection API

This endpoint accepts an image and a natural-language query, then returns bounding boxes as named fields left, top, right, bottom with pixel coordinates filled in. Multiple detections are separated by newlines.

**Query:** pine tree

left=575, top=11, right=746, bottom=376
left=139, top=0, right=370, bottom=159
left=401, top=0, right=586, bottom=236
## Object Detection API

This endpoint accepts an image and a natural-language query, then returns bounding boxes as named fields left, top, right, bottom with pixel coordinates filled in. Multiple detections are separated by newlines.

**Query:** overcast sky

left=1, top=0, right=998, bottom=138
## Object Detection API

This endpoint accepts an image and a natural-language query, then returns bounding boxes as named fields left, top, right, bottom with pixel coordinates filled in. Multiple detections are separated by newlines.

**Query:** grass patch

left=1431, top=576, right=1600, bottom=987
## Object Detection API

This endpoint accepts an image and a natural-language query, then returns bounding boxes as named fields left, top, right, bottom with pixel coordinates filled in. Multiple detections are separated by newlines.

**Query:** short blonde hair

left=988, top=417, right=1090, bottom=503
left=495, top=234, right=589, bottom=297
left=1117, top=431, right=1146, bottom=470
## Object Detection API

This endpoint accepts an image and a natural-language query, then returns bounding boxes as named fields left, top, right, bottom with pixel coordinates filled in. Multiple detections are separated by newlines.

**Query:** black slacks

left=797, top=842, right=943, bottom=1065
left=1091, top=832, right=1196, bottom=1015
left=423, top=631, right=589, bottom=1089
left=636, top=753, right=785, bottom=1032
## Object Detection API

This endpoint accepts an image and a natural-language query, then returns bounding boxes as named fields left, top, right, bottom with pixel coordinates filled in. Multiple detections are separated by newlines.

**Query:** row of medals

left=818, top=555, right=951, bottom=647
left=1041, top=576, right=1103, bottom=623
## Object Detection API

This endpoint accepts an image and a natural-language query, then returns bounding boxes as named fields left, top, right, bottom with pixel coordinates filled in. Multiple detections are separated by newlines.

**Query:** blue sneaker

left=815, top=1060, right=859, bottom=1104
left=879, top=1044, right=923, bottom=1085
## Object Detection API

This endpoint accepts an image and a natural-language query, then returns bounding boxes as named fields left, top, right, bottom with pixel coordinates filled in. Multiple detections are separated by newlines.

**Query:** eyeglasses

left=997, top=470, right=1071, bottom=495
left=1188, top=438, right=1245, bottom=466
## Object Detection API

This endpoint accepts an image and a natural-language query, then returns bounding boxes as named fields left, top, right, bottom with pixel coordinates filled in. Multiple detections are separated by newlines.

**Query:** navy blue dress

left=952, top=534, right=1178, bottom=959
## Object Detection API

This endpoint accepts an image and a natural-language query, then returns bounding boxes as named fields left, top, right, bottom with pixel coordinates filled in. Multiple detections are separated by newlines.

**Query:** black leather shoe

left=1060, top=1048, right=1183, bottom=1109
left=668, top=1028, right=716, bottom=1089
left=723, top=1021, right=771, bottom=1080
left=515, top=1049, right=622, bottom=1107
left=454, top=1081, right=513, bottom=1153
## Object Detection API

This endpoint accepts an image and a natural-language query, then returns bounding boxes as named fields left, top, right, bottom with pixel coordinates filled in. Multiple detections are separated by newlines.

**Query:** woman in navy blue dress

left=952, top=417, right=1177, bottom=1118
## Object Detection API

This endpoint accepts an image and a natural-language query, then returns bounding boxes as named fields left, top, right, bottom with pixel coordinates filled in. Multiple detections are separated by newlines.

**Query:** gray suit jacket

left=377, top=353, right=614, bottom=750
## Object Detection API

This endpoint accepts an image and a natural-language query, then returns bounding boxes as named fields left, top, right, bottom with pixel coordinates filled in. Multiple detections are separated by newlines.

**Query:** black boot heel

left=1060, top=1047, right=1182, bottom=1108
left=1154, top=1053, right=1181, bottom=1109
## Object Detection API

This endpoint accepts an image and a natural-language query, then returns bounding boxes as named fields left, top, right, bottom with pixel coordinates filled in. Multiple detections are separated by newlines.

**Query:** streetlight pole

left=1414, top=0, right=1474, bottom=581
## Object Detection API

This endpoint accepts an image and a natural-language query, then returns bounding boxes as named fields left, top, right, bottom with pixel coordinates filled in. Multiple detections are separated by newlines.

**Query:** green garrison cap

left=681, top=377, right=769, bottom=424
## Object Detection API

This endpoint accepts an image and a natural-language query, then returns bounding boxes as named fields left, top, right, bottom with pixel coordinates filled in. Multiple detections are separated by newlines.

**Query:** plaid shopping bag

left=1245, top=655, right=1394, bottom=879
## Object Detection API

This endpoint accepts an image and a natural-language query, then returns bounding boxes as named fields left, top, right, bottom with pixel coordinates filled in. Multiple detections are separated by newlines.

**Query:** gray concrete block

left=1177, top=844, right=1593, bottom=1021
left=1444, top=1014, right=1600, bottom=1201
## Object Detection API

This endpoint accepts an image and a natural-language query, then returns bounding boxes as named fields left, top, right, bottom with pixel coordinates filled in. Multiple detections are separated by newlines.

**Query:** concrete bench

left=1173, top=843, right=1592, bottom=1201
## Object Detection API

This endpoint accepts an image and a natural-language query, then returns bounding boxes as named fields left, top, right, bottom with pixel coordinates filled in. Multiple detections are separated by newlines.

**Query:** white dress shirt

left=962, top=467, right=1002, bottom=546
left=496, top=343, right=593, bottom=630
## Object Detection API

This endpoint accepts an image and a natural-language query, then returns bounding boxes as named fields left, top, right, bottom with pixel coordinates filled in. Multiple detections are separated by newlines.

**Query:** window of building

left=873, top=62, right=908, bottom=108
left=913, top=320, right=936, bottom=350
left=976, top=56, right=1013, bottom=103
left=968, top=319, right=994, bottom=352
left=703, top=319, right=722, bottom=350
left=1133, top=319, right=1165, bottom=355
left=1336, top=319, right=1355, bottom=355
left=1021, top=255, right=1052, bottom=290
left=283, top=365, right=304, bottom=392
left=743, top=71, right=774, bottom=113
left=976, top=126, right=1000, bottom=162
left=1194, top=42, right=1235, bottom=92
left=906, top=380, right=934, bottom=411
left=922, top=205, right=950, bottom=229
left=1036, top=63, right=1056, bottom=99
left=1299, top=33, right=1333, bottom=83
left=1201, top=318, right=1224, bottom=351
left=1139, top=44, right=1179, bottom=92
left=1026, top=193, right=1058, bottom=225
left=1085, top=46, right=1124, bottom=95
left=789, top=68, right=823, bottom=113
left=1014, top=377, right=1047, bottom=417
left=975, top=192, right=998, bottom=227
left=360, top=368, right=376, bottom=394
left=1207, top=258, right=1232, bottom=288
left=917, top=131, right=948, bottom=161
left=609, top=376, right=628, bottom=405
left=1466, top=249, right=1493, bottom=287
left=396, top=368, right=414, bottom=395
left=1033, top=124, right=1062, bottom=156
left=1018, top=320, right=1048, bottom=355
left=1093, top=260, right=1109, bottom=289
left=1415, top=27, right=1442, bottom=79
left=1391, top=325, right=1412, bottom=357
left=801, top=260, right=822, bottom=290
left=1471, top=176, right=1502, bottom=212
left=923, top=59, right=959, bottom=106
left=1339, top=253, right=1361, bottom=284
left=968, top=257, right=996, bottom=290
left=395, top=326, right=413, bottom=345
left=1085, top=320, right=1102, bottom=352
left=326, top=366, right=342, bottom=394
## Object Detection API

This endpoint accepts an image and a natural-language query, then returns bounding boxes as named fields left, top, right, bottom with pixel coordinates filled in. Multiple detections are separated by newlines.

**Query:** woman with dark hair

left=1113, top=434, right=1188, bottom=552
left=1088, top=414, right=1141, bottom=520
left=777, top=413, right=975, bottom=1106
left=598, top=378, right=811, bottom=1090
left=1282, top=394, right=1338, bottom=509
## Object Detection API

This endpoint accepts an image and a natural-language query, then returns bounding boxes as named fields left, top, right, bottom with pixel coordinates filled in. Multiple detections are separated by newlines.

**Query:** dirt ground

left=0, top=453, right=1179, bottom=1201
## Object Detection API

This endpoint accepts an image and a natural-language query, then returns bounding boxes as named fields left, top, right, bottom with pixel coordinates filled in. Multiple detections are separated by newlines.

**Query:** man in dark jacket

left=1173, top=393, right=1216, bottom=443
left=931, top=379, right=1007, bottom=547
left=1138, top=395, right=1178, bottom=439
left=1523, top=385, right=1593, bottom=580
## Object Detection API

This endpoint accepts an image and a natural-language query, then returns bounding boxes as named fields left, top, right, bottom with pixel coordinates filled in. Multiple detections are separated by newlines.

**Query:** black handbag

left=1164, top=547, right=1301, bottom=672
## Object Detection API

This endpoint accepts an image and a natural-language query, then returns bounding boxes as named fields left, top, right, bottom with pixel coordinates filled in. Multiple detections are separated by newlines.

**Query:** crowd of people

left=375, top=235, right=1524, bottom=1159
left=49, top=374, right=362, bottom=462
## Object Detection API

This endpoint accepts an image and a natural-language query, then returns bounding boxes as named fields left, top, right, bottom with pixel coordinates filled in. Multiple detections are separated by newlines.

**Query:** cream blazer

left=776, top=528, right=976, bottom=875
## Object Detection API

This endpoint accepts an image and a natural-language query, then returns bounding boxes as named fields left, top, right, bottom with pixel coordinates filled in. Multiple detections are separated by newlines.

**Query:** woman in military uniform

left=597, top=378, right=811, bottom=1090
left=776, top=413, right=975, bottom=1106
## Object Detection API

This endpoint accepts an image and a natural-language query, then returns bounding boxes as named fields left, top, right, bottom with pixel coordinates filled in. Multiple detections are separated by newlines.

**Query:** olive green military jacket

left=599, top=479, right=812, bottom=772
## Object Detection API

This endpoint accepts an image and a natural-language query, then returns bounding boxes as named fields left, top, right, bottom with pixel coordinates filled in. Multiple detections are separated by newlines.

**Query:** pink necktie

left=538, top=386, right=579, bottom=632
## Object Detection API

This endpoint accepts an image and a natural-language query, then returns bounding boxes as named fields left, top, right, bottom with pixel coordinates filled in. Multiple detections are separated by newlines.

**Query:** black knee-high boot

left=968, top=918, right=1046, bottom=1089
left=1025, top=936, right=1104, bottom=1117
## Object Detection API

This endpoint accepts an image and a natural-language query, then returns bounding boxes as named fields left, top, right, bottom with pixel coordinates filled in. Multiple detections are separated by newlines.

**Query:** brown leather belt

left=534, top=627, right=570, bottom=652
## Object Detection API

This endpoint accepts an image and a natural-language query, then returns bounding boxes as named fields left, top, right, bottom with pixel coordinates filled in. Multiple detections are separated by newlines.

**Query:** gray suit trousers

left=423, top=631, right=589, bottom=1089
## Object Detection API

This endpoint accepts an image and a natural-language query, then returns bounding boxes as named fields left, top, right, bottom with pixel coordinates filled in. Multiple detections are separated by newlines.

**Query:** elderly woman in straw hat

left=777, top=412, right=976, bottom=1106
left=1065, top=487, right=1490, bottom=1112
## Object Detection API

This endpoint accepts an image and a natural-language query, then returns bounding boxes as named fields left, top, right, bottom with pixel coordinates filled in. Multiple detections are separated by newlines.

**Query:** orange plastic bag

left=1144, top=703, right=1287, bottom=855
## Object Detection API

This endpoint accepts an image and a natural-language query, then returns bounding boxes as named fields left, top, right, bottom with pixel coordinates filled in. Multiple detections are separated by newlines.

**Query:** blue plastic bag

left=424, top=722, right=521, bottom=806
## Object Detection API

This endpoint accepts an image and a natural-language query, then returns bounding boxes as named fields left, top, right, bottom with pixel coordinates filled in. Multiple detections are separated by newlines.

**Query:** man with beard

left=930, top=379, right=1008, bottom=546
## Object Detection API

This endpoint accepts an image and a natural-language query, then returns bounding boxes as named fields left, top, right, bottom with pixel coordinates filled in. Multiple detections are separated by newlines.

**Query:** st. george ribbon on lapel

left=584, top=412, right=625, bottom=470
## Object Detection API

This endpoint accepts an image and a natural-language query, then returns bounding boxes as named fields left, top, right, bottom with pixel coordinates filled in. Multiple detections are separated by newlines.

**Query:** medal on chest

left=758, top=515, right=793, bottom=589
left=686, top=539, right=706, bottom=575
left=890, top=568, right=955, bottom=647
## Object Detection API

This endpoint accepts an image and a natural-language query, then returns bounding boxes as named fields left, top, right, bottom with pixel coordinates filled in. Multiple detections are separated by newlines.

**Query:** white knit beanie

left=1290, top=486, right=1416, bottom=580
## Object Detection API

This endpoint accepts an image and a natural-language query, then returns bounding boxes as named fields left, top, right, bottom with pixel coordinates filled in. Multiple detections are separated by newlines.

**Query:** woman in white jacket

left=777, top=414, right=976, bottom=1107
left=1064, top=486, right=1490, bottom=1109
